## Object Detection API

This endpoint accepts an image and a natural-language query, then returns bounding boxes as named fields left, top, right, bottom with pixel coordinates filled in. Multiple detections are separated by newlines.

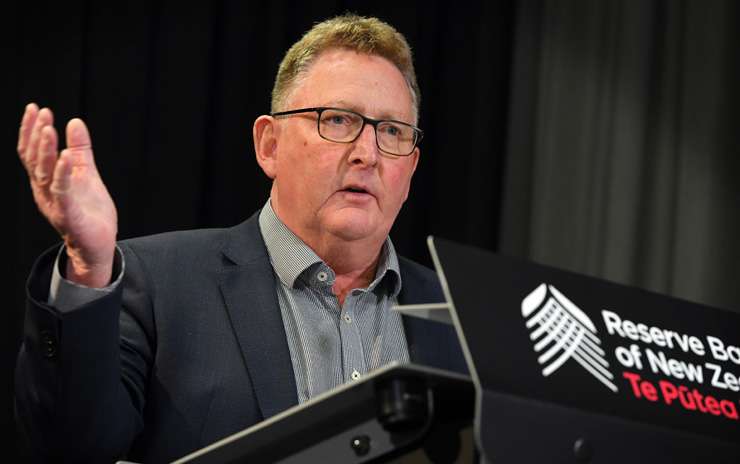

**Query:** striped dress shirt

left=258, top=201, right=410, bottom=403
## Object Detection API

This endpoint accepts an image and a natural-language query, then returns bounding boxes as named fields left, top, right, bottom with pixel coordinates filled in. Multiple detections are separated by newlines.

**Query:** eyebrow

left=322, top=100, right=406, bottom=122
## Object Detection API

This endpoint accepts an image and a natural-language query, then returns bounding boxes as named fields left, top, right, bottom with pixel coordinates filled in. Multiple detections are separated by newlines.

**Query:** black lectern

left=172, top=364, right=475, bottom=463
left=426, top=237, right=740, bottom=463
left=164, top=237, right=740, bottom=463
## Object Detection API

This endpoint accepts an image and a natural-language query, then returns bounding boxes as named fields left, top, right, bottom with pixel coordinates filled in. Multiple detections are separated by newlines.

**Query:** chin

left=324, top=211, right=381, bottom=242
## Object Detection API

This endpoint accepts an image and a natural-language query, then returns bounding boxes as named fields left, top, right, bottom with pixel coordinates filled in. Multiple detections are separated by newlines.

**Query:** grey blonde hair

left=271, top=14, right=420, bottom=120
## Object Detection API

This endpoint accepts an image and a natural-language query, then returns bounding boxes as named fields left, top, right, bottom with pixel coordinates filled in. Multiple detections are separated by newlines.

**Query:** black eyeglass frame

left=270, top=106, right=423, bottom=157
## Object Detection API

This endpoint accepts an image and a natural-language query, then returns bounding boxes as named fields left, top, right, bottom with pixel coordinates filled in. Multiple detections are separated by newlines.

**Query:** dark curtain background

left=502, top=0, right=740, bottom=311
left=3, top=0, right=738, bottom=461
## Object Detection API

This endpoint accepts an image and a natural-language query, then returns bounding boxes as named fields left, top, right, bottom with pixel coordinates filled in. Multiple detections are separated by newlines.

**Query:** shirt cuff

left=48, top=245, right=126, bottom=312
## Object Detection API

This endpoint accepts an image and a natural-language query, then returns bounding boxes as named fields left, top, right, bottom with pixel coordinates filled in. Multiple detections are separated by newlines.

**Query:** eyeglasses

left=270, top=107, right=423, bottom=157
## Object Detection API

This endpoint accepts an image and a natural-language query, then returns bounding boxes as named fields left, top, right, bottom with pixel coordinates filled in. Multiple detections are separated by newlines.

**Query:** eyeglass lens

left=318, top=109, right=416, bottom=155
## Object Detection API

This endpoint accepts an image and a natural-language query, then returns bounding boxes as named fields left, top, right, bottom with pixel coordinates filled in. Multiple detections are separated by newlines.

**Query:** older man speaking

left=15, top=14, right=465, bottom=463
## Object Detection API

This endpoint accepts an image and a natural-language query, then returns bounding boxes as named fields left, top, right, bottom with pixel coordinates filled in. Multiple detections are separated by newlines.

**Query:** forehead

left=287, top=48, right=416, bottom=123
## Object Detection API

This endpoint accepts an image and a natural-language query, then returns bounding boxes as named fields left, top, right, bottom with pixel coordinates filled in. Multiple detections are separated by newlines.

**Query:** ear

left=402, top=147, right=420, bottom=202
left=253, top=115, right=278, bottom=179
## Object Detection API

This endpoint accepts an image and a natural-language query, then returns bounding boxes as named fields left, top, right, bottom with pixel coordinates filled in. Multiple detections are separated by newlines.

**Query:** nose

left=348, top=123, right=379, bottom=167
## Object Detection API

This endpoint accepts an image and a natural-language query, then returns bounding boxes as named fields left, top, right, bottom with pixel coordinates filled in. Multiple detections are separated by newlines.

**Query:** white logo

left=522, top=284, right=618, bottom=392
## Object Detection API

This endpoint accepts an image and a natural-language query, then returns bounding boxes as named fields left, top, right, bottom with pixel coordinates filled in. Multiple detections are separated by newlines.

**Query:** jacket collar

left=219, top=211, right=298, bottom=420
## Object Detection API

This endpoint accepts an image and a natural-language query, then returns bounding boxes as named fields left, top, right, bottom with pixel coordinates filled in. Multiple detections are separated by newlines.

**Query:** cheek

left=283, top=148, right=337, bottom=200
left=387, top=164, right=414, bottom=196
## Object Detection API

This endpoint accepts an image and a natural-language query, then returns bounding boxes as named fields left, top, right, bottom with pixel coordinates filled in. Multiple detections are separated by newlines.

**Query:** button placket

left=340, top=296, right=366, bottom=384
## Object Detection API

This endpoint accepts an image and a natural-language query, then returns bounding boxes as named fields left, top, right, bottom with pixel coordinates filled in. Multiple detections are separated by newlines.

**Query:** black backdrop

left=6, top=1, right=740, bottom=461
left=4, top=1, right=515, bottom=460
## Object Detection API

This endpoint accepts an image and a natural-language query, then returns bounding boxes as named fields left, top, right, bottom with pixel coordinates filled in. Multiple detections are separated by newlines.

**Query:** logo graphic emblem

left=522, top=283, right=617, bottom=392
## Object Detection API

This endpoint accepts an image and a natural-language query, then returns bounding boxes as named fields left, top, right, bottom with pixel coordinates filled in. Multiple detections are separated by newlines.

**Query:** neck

left=315, top=233, right=384, bottom=306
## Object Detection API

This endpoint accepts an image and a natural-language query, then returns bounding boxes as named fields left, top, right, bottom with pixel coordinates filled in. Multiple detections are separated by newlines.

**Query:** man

left=15, top=14, right=466, bottom=463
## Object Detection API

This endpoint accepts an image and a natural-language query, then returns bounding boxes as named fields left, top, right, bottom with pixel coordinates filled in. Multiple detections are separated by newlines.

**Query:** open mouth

left=339, top=185, right=374, bottom=201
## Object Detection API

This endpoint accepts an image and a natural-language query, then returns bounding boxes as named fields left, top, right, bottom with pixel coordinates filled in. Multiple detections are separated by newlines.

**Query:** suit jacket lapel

left=218, top=213, right=298, bottom=420
left=403, top=316, right=436, bottom=365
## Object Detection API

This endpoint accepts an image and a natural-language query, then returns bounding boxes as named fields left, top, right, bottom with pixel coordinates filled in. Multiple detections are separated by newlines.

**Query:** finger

left=26, top=108, right=54, bottom=176
left=50, top=148, right=74, bottom=197
left=17, top=103, right=39, bottom=156
left=34, top=125, right=59, bottom=185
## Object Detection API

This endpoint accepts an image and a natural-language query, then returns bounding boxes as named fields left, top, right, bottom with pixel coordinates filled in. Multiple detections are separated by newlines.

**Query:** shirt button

left=351, top=370, right=361, bottom=380
left=316, top=271, right=328, bottom=282
left=343, top=314, right=351, bottom=323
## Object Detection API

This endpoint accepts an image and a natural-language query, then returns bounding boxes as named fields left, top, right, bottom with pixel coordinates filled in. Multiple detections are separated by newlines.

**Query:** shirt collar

left=258, top=199, right=401, bottom=296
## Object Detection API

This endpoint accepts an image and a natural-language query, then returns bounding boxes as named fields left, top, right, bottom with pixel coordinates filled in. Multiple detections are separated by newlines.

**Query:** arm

left=14, top=104, right=149, bottom=461
left=14, top=245, right=149, bottom=462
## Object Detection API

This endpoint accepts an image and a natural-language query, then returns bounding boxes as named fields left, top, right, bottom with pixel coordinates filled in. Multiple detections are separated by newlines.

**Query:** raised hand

left=17, top=103, right=118, bottom=288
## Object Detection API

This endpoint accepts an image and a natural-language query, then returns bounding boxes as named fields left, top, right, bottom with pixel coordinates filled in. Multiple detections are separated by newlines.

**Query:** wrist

left=63, top=245, right=115, bottom=288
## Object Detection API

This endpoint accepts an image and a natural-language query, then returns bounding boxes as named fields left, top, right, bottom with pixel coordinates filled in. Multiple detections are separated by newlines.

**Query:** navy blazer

left=15, top=211, right=467, bottom=463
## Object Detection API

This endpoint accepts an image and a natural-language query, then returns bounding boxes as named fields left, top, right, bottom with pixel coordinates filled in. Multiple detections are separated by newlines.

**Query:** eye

left=379, top=123, right=404, bottom=138
left=331, top=115, right=347, bottom=125
left=323, top=112, right=353, bottom=126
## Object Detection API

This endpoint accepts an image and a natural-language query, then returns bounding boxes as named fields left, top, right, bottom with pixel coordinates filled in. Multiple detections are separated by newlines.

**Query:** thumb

left=65, top=118, right=95, bottom=163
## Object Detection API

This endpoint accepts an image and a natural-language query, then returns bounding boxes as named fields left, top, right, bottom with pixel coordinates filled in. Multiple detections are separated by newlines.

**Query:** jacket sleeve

left=14, top=243, right=154, bottom=463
